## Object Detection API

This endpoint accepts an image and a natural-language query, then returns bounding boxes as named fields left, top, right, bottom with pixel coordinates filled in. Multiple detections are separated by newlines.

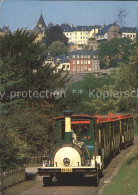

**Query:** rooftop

left=96, top=23, right=119, bottom=36
left=121, top=27, right=136, bottom=33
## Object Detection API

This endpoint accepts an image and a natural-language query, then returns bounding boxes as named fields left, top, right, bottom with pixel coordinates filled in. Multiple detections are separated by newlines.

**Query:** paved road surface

left=19, top=137, right=137, bottom=195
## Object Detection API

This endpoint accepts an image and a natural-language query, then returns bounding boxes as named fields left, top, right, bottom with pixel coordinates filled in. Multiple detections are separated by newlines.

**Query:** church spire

left=37, top=14, right=46, bottom=28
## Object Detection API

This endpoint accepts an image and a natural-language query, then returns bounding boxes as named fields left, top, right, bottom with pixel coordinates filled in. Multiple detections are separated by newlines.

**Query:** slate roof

left=48, top=22, right=54, bottom=28
left=96, top=23, right=118, bottom=36
left=121, top=27, right=136, bottom=33
left=37, top=14, right=46, bottom=28
left=69, top=50, right=99, bottom=59
left=2, top=25, right=10, bottom=33
left=33, top=26, right=44, bottom=33
left=69, top=50, right=99, bottom=56
left=0, top=28, right=4, bottom=32
left=54, top=54, right=69, bottom=63
left=61, top=23, right=101, bottom=32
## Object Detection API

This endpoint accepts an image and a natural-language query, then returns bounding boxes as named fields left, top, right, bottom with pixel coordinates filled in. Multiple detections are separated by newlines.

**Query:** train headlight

left=63, top=157, right=70, bottom=166
left=43, top=160, right=48, bottom=167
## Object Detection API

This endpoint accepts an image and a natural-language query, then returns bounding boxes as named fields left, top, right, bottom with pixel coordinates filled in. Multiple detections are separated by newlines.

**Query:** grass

left=103, top=147, right=138, bottom=195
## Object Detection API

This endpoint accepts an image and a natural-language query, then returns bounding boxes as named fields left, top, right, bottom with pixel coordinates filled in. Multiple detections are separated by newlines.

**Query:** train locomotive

left=38, top=111, right=134, bottom=186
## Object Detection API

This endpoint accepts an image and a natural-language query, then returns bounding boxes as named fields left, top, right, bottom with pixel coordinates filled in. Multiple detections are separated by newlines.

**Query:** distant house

left=61, top=23, right=101, bottom=48
left=96, top=23, right=121, bottom=42
left=121, top=27, right=136, bottom=41
left=54, top=54, right=70, bottom=72
left=69, top=50, right=100, bottom=73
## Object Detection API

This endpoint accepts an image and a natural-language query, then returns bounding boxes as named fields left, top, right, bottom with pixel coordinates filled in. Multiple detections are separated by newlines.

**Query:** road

left=19, top=137, right=137, bottom=195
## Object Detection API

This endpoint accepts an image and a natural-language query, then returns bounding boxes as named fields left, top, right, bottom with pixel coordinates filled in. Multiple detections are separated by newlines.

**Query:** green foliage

left=99, top=37, right=134, bottom=68
left=103, top=147, right=138, bottom=195
left=64, top=44, right=137, bottom=116
left=48, top=41, right=68, bottom=57
left=43, top=25, right=68, bottom=48
left=0, top=29, right=69, bottom=170
left=63, top=74, right=114, bottom=114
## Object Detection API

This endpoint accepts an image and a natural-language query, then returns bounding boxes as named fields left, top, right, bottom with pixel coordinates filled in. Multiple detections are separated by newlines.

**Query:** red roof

left=54, top=113, right=133, bottom=123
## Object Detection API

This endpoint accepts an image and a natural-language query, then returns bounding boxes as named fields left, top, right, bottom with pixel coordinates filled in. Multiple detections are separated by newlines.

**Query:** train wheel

left=43, top=177, right=52, bottom=186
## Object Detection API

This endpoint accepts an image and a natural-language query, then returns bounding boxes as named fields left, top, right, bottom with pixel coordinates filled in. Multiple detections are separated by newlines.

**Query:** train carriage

left=38, top=111, right=134, bottom=186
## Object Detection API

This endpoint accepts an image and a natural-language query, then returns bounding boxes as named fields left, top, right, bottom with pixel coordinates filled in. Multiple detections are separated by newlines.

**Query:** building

left=121, top=27, right=136, bottom=41
left=2, top=25, right=10, bottom=34
left=0, top=28, right=4, bottom=36
left=61, top=23, right=101, bottom=48
left=96, top=23, right=121, bottom=42
left=54, top=54, right=70, bottom=72
left=69, top=50, right=100, bottom=73
left=33, top=14, right=47, bottom=42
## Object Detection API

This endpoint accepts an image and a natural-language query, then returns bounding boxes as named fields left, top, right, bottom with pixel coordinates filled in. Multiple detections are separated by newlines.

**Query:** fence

left=0, top=167, right=25, bottom=190
left=24, top=156, right=44, bottom=166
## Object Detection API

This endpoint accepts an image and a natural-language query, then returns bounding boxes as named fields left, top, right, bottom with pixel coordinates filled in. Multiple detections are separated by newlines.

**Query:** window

left=84, top=55, right=87, bottom=58
left=88, top=60, right=90, bottom=64
left=73, top=66, right=76, bottom=71
left=67, top=65, right=69, bottom=69
left=81, top=55, right=83, bottom=58
left=73, top=60, right=75, bottom=64
left=81, top=60, right=83, bottom=64
left=77, top=60, right=80, bottom=64
left=70, top=33, right=72, bottom=36
left=84, top=66, right=87, bottom=71
left=84, top=60, right=87, bottom=64
left=63, top=65, right=65, bottom=68
left=71, top=121, right=91, bottom=141
left=72, top=55, right=75, bottom=58
left=77, top=66, right=80, bottom=71
left=81, top=36, right=82, bottom=39
left=75, top=36, right=77, bottom=39
left=88, top=55, right=90, bottom=58
left=77, top=55, right=79, bottom=58
left=81, top=66, right=84, bottom=71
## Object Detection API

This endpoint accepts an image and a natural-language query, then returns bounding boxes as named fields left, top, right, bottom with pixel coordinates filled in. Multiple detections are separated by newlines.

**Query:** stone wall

left=0, top=168, right=25, bottom=190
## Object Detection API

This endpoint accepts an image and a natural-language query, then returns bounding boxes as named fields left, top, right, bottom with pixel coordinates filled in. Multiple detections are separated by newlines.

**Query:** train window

left=71, top=122, right=91, bottom=141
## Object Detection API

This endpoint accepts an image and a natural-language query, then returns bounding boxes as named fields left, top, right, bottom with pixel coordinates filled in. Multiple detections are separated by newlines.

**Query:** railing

left=0, top=167, right=25, bottom=190
left=24, top=156, right=45, bottom=166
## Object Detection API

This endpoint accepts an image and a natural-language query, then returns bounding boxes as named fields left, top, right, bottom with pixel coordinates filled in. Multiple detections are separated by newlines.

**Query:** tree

left=43, top=25, right=68, bottom=47
left=0, top=29, right=69, bottom=114
left=99, top=37, right=134, bottom=68
left=0, top=29, right=69, bottom=170
left=48, top=41, right=68, bottom=57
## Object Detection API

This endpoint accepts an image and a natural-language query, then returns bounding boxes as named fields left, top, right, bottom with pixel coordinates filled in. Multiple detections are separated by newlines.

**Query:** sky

left=0, top=0, right=137, bottom=31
